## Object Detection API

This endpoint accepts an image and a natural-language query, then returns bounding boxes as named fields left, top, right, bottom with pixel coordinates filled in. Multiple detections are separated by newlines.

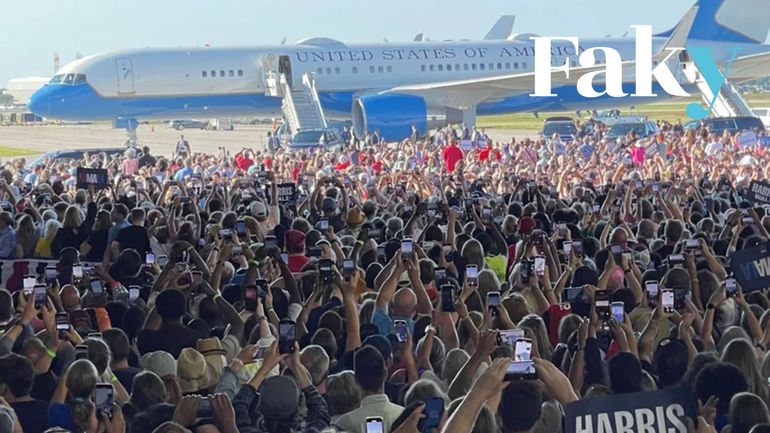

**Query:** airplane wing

left=728, top=51, right=770, bottom=81
left=379, top=5, right=697, bottom=109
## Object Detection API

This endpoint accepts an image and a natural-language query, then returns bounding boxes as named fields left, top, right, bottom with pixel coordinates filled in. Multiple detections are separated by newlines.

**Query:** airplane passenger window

left=317, top=68, right=323, bottom=74
left=219, top=70, right=225, bottom=77
left=238, top=70, right=243, bottom=76
left=429, top=65, right=435, bottom=72
left=505, top=62, right=511, bottom=69
left=471, top=64, right=477, bottom=70
left=387, top=66, right=392, bottom=72
left=326, top=67, right=332, bottom=74
left=497, top=63, right=502, bottom=70
left=211, top=70, right=216, bottom=78
left=446, top=64, right=451, bottom=71
left=438, top=65, right=443, bottom=71
left=479, top=64, right=485, bottom=70
left=202, top=71, right=207, bottom=77
left=229, top=70, right=234, bottom=77
left=514, top=63, right=519, bottom=69
left=378, top=66, right=384, bottom=73
left=489, top=63, right=494, bottom=70
left=353, top=66, right=358, bottom=73
left=369, top=66, right=375, bottom=73
left=463, top=64, right=469, bottom=71
left=455, top=64, right=460, bottom=71
left=421, top=65, right=426, bottom=72
left=335, top=67, right=340, bottom=74
left=522, top=62, right=527, bottom=69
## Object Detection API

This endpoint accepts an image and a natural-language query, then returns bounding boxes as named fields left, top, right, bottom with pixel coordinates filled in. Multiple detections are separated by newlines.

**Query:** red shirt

left=288, top=254, right=310, bottom=273
left=443, top=144, right=464, bottom=172
left=336, top=160, right=351, bottom=171
left=371, top=160, right=383, bottom=173
left=291, top=166, right=302, bottom=182
left=235, top=154, right=254, bottom=170
left=479, top=147, right=501, bottom=162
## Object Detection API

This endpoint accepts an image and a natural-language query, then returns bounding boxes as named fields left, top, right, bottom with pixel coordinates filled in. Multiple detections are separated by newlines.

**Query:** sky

left=0, top=0, right=737, bottom=86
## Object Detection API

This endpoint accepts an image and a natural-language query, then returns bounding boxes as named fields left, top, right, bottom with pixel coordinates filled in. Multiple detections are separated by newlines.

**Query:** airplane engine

left=352, top=94, right=462, bottom=141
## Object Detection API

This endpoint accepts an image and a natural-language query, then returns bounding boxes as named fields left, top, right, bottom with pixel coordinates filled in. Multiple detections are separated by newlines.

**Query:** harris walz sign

left=731, top=241, right=770, bottom=292
left=745, top=180, right=770, bottom=206
left=76, top=168, right=109, bottom=189
left=563, top=387, right=697, bottom=433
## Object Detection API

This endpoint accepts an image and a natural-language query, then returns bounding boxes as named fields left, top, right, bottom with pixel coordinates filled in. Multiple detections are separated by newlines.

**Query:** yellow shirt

left=485, top=254, right=508, bottom=283
left=35, top=237, right=53, bottom=258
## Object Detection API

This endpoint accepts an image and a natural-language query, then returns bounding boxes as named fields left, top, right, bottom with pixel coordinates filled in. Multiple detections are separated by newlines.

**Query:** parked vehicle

left=288, top=128, right=344, bottom=150
left=540, top=117, right=577, bottom=143
left=25, top=148, right=126, bottom=170
left=751, top=108, right=770, bottom=128
left=169, top=119, right=209, bottom=130
left=605, top=121, right=660, bottom=142
left=683, top=116, right=765, bottom=135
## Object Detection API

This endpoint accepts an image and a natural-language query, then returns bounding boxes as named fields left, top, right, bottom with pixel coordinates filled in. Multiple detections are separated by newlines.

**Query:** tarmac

left=0, top=123, right=534, bottom=160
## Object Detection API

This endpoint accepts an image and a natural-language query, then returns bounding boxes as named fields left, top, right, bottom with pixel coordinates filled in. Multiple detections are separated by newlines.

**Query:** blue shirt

left=174, top=167, right=194, bottom=181
left=0, top=226, right=16, bottom=259
left=579, top=143, right=595, bottom=160
left=372, top=308, right=414, bottom=336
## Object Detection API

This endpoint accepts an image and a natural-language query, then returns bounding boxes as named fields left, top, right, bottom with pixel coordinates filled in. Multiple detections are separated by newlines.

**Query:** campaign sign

left=76, top=168, right=109, bottom=189
left=745, top=180, right=770, bottom=206
left=759, top=137, right=770, bottom=147
left=731, top=241, right=770, bottom=292
left=276, top=182, right=297, bottom=206
left=460, top=140, right=473, bottom=152
left=737, top=131, right=757, bottom=148
left=563, top=387, right=696, bottom=433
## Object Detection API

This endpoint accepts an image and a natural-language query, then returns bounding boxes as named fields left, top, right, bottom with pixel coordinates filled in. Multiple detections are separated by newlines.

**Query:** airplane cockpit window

left=73, top=74, right=86, bottom=84
left=49, top=75, right=64, bottom=84
left=63, top=74, right=75, bottom=84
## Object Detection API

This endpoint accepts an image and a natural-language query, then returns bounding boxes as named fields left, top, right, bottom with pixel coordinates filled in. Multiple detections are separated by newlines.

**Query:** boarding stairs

left=682, top=61, right=754, bottom=118
left=265, top=70, right=327, bottom=134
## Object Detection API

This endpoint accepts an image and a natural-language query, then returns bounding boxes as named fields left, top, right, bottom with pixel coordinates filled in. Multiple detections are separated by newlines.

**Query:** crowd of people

left=0, top=116, right=768, bottom=433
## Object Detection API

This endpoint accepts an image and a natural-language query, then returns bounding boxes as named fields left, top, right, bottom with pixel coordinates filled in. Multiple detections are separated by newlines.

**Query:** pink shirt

left=122, top=159, right=139, bottom=175
left=630, top=146, right=646, bottom=165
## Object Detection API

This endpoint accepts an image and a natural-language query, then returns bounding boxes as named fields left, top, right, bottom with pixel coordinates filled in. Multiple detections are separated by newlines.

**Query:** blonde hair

left=729, top=392, right=770, bottom=433
left=722, top=339, right=768, bottom=402
left=62, top=205, right=84, bottom=229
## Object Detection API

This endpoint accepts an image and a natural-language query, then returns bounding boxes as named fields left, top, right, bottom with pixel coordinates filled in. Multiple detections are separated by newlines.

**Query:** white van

left=752, top=108, right=770, bottom=128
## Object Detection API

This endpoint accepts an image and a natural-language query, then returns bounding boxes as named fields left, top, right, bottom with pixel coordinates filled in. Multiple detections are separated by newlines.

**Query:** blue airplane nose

left=28, top=86, right=49, bottom=117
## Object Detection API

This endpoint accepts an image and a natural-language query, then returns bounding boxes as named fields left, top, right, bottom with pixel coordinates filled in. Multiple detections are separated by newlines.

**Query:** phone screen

left=514, top=338, right=532, bottom=362
left=236, top=221, right=247, bottom=236
left=726, top=278, right=737, bottom=297
left=75, top=345, right=89, bottom=360
left=401, top=239, right=413, bottom=258
left=265, top=235, right=277, bottom=251
left=94, top=384, right=114, bottom=412
left=498, top=329, right=525, bottom=346
left=318, top=219, right=329, bottom=231
left=595, top=290, right=610, bottom=321
left=244, top=286, right=258, bottom=310
left=421, top=398, right=445, bottom=432
left=34, top=285, right=47, bottom=308
left=45, top=267, right=57, bottom=282
left=441, top=285, right=455, bottom=312
left=534, top=256, right=546, bottom=276
left=394, top=320, right=408, bottom=343
left=145, top=253, right=155, bottom=265
left=466, top=265, right=478, bottom=286
left=443, top=244, right=452, bottom=257
left=23, top=275, right=36, bottom=291
left=319, top=259, right=333, bottom=284
left=343, top=259, right=355, bottom=277
left=279, top=321, right=296, bottom=354
left=611, top=302, right=625, bottom=322
left=487, top=291, right=501, bottom=308
left=128, top=287, right=140, bottom=302
left=365, top=418, right=384, bottom=433
left=56, top=313, right=70, bottom=330
left=72, top=265, right=83, bottom=278
left=646, top=281, right=659, bottom=303
left=192, top=271, right=203, bottom=285
left=662, top=289, right=675, bottom=313
left=90, top=279, right=103, bottom=295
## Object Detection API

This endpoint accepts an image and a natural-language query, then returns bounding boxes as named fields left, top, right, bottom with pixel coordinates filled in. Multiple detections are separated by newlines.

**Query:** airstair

left=264, top=64, right=327, bottom=134
left=682, top=61, right=754, bottom=118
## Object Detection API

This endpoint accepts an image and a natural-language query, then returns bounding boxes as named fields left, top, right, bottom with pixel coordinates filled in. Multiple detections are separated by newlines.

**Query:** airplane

left=28, top=0, right=770, bottom=142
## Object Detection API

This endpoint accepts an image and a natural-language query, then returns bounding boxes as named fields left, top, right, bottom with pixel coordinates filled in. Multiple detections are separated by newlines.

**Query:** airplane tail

left=656, top=0, right=770, bottom=44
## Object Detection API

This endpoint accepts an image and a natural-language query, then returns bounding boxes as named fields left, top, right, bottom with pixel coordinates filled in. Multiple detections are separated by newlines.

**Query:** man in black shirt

left=137, top=289, right=199, bottom=357
left=137, top=146, right=157, bottom=169
left=0, top=353, right=49, bottom=433
left=113, top=207, right=151, bottom=258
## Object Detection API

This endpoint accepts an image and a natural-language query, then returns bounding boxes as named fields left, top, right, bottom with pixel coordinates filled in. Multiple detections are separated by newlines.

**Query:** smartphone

left=742, top=216, right=754, bottom=225
left=128, top=286, right=141, bottom=302
left=592, top=204, right=601, bottom=213
left=652, top=182, right=659, bottom=192
left=558, top=223, right=567, bottom=237
left=572, top=240, right=584, bottom=257
left=145, top=253, right=155, bottom=265
left=308, top=247, right=322, bottom=258
left=34, top=284, right=47, bottom=308
left=343, top=259, right=355, bottom=279
left=466, top=265, right=478, bottom=287
left=319, top=259, right=334, bottom=285
left=482, top=208, right=492, bottom=222
left=685, top=239, right=699, bottom=250
left=725, top=278, right=737, bottom=297
left=611, top=245, right=623, bottom=256
left=255, top=279, right=268, bottom=298
left=243, top=285, right=258, bottom=311
left=520, top=259, right=532, bottom=283
left=505, top=358, right=536, bottom=381
left=441, top=284, right=456, bottom=312
left=175, top=262, right=187, bottom=273
left=280, top=252, right=289, bottom=264
left=278, top=320, right=296, bottom=354
left=56, top=312, right=70, bottom=338
left=72, top=265, right=83, bottom=279
left=23, top=275, right=36, bottom=294
left=595, top=289, right=610, bottom=322
left=90, top=278, right=103, bottom=296
left=564, top=287, right=588, bottom=304
left=514, top=338, right=532, bottom=362
left=645, top=281, right=659, bottom=306
left=318, top=218, right=329, bottom=231
left=264, top=235, right=277, bottom=251
left=487, top=291, right=501, bottom=309
left=442, top=244, right=452, bottom=258
left=534, top=255, right=546, bottom=277
left=197, top=397, right=212, bottom=418
left=218, top=228, right=232, bottom=239
left=401, top=238, right=413, bottom=260
left=611, top=301, right=625, bottom=322
left=669, top=254, right=685, bottom=267
left=192, top=271, right=203, bottom=285
left=236, top=221, right=247, bottom=237
left=498, top=329, right=525, bottom=346
left=394, top=320, right=408, bottom=343
left=662, top=288, right=675, bottom=314
left=563, top=241, right=572, bottom=256
left=365, top=417, right=384, bottom=433
left=368, top=228, right=382, bottom=239
left=94, top=383, right=114, bottom=414
left=420, top=397, right=445, bottom=433
left=45, top=266, right=57, bottom=282
left=75, top=344, right=89, bottom=360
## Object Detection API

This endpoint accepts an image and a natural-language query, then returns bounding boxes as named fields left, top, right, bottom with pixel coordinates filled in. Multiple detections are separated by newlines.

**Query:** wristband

left=249, top=260, right=260, bottom=267
left=213, top=292, right=223, bottom=301
left=267, top=307, right=275, bottom=315
left=111, top=374, right=118, bottom=383
left=45, top=348, right=57, bottom=359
